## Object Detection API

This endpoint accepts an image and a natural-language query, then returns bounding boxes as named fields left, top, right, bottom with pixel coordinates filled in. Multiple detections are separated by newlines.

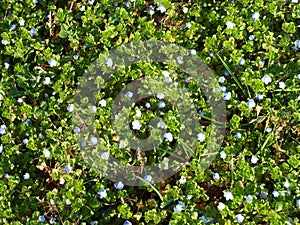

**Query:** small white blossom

left=144, top=175, right=152, bottom=183
left=157, top=5, right=166, bottom=13
left=44, top=77, right=51, bottom=85
left=179, top=176, right=186, bottom=184
left=105, top=58, right=113, bottom=67
left=66, top=199, right=71, bottom=205
left=279, top=81, right=286, bottom=89
left=97, top=189, right=107, bottom=199
left=272, top=190, right=279, bottom=198
left=223, top=92, right=231, bottom=101
left=245, top=194, right=253, bottom=202
left=224, top=191, right=234, bottom=201
left=23, top=173, right=30, bottom=180
left=218, top=76, right=226, bottom=83
left=197, top=133, right=206, bottom=142
left=236, top=214, right=244, bottom=223
left=252, top=12, right=260, bottom=20
left=251, top=155, right=259, bottom=164
left=90, top=137, right=98, bottom=145
left=284, top=181, right=290, bottom=188
left=213, top=173, right=220, bottom=180
left=48, top=59, right=57, bottom=67
left=132, top=120, right=142, bottom=130
left=67, top=104, right=74, bottom=112
left=217, top=202, right=225, bottom=211
left=99, top=99, right=106, bottom=107
left=220, top=151, right=226, bottom=159
left=164, top=132, right=173, bottom=142
left=119, top=140, right=127, bottom=149
left=1, top=40, right=8, bottom=45
left=125, top=91, right=133, bottom=99
left=262, top=75, right=272, bottom=84
left=190, top=49, right=197, bottom=55
left=158, top=101, right=166, bottom=108
left=246, top=99, right=256, bottom=108
left=226, top=21, right=234, bottom=29
left=183, top=7, right=188, bottom=13
left=100, top=151, right=109, bottom=160
left=59, top=178, right=65, bottom=184
left=43, top=149, right=51, bottom=158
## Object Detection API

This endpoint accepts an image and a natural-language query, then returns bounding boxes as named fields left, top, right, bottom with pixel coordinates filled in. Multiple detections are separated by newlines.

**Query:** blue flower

left=97, top=189, right=107, bottom=199
left=246, top=99, right=256, bottom=108
left=73, top=126, right=81, bottom=133
left=114, top=181, right=124, bottom=190
left=23, top=172, right=30, bottom=180
left=236, top=214, right=244, bottom=223
left=0, top=124, right=7, bottom=135
left=147, top=5, right=155, bottom=15
left=256, top=94, right=263, bottom=100
left=33, top=0, right=38, bottom=4
left=123, top=221, right=132, bottom=225
left=239, top=58, right=245, bottom=66
left=30, top=28, right=37, bottom=36
left=144, top=175, right=152, bottom=183
left=259, top=191, right=268, bottom=199
left=224, top=191, right=234, bottom=200
left=245, top=194, right=253, bottom=202
left=173, top=201, right=185, bottom=212
left=10, top=24, right=17, bottom=31
left=23, top=139, right=29, bottom=145
left=235, top=132, right=242, bottom=138
left=157, top=5, right=166, bottom=13
left=73, top=55, right=79, bottom=60
left=223, top=92, right=231, bottom=101
left=259, top=59, right=265, bottom=66
left=64, top=164, right=72, bottom=173
left=295, top=40, right=300, bottom=49
left=145, top=102, right=150, bottom=108
left=209, top=52, right=214, bottom=57
left=87, top=0, right=94, bottom=4
left=49, top=217, right=56, bottom=224
left=249, top=34, right=255, bottom=40
left=224, top=70, right=229, bottom=76
left=39, top=215, right=46, bottom=222
left=158, top=101, right=165, bottom=108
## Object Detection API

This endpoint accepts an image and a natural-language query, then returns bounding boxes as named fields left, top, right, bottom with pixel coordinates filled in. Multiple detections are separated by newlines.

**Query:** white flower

left=23, top=173, right=30, bottom=180
left=114, top=181, right=124, bottom=190
left=145, top=102, right=150, bottom=108
left=157, top=121, right=166, bottom=129
left=297, top=74, right=300, bottom=80
left=48, top=59, right=57, bottom=67
left=256, top=94, right=263, bottom=100
left=19, top=20, right=25, bottom=26
left=73, top=126, right=81, bottom=133
left=224, top=191, right=234, bottom=201
left=179, top=176, right=186, bottom=184
left=79, top=5, right=85, bottom=11
left=0, top=124, right=7, bottom=135
left=164, top=132, right=173, bottom=142
left=99, top=99, right=106, bottom=107
left=162, top=71, right=170, bottom=77
left=1, top=40, right=8, bottom=45
left=119, top=140, right=127, bottom=149
left=213, top=173, right=220, bottom=180
left=262, top=75, right=272, bottom=84
left=33, top=0, right=38, bottom=4
left=266, top=128, right=272, bottom=133
left=284, top=181, right=290, bottom=188
left=220, top=151, right=226, bottom=159
left=183, top=7, right=188, bottom=13
left=252, top=12, right=260, bottom=20
left=91, top=105, right=97, bottom=113
left=100, top=151, right=109, bottom=160
left=272, top=190, right=279, bottom=198
left=105, top=58, right=113, bottom=67
left=197, top=133, right=206, bottom=142
left=148, top=5, right=155, bottom=15
left=90, top=137, right=98, bottom=145
left=50, top=199, right=55, bottom=205
left=132, top=120, right=142, bottom=130
left=43, top=149, right=51, bottom=158
left=223, top=92, right=231, bottom=101
left=125, top=91, right=133, bottom=98
left=97, top=189, right=107, bottom=199
left=44, top=77, right=51, bottom=85
left=73, top=54, right=79, bottom=60
left=66, top=199, right=71, bottom=205
left=186, top=22, right=191, bottom=29
left=156, top=93, right=165, bottom=99
left=173, top=201, right=185, bottom=212
left=23, top=139, right=29, bottom=144
left=279, top=81, right=286, bottom=89
left=190, top=49, right=197, bottom=55
left=0, top=144, right=3, bottom=153
left=144, top=175, right=152, bottom=183
left=246, top=99, right=256, bottom=108
left=226, top=21, right=234, bottom=29
left=177, top=55, right=183, bottom=64
left=236, top=214, right=244, bottom=223
left=292, top=0, right=298, bottom=3
left=4, top=62, right=9, bottom=69
left=67, top=104, right=74, bottom=112
left=158, top=101, right=166, bottom=108
left=218, top=76, right=226, bottom=83
left=17, top=98, right=23, bottom=103
left=296, top=199, right=300, bottom=207
left=251, top=155, right=259, bottom=164
left=235, top=132, right=242, bottom=139
left=88, top=0, right=94, bottom=4
left=245, top=195, right=253, bottom=202
left=59, top=178, right=65, bottom=184
left=217, top=202, right=225, bottom=211
left=157, top=5, right=166, bottom=13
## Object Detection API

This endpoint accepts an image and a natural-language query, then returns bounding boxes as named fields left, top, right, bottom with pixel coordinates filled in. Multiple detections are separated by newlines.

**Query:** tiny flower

left=295, top=40, right=300, bottom=48
left=251, top=155, right=259, bottom=164
left=220, top=86, right=227, bottom=92
left=183, top=7, right=188, bottom=13
left=99, top=99, right=106, bottom=107
left=80, top=140, right=87, bottom=148
left=59, top=178, right=65, bottom=184
left=23, top=138, right=29, bottom=144
left=148, top=5, right=155, bottom=15
left=224, top=70, right=230, bottom=76
left=284, top=181, right=290, bottom=188
left=259, top=59, right=265, bottom=66
left=144, top=175, right=152, bottom=183
left=157, top=5, right=166, bottom=13
left=266, top=128, right=272, bottom=133
left=132, top=120, right=142, bottom=130
left=1, top=40, right=8, bottom=45
left=239, top=58, right=245, bottom=66
left=246, top=194, right=253, bottom=202
left=19, top=20, right=25, bottom=26
left=162, top=71, right=170, bottom=77
left=246, top=99, right=256, bottom=108
left=44, top=77, right=51, bottom=85
left=39, top=215, right=46, bottom=222
left=272, top=190, right=279, bottom=198
left=186, top=22, right=191, bottom=29
left=98, top=189, right=107, bottom=199
left=185, top=77, right=191, bottom=83
left=297, top=74, right=300, bottom=80
left=158, top=101, right=166, bottom=108
left=260, top=191, right=268, bottom=199
left=213, top=173, right=220, bottom=180
left=64, top=164, right=72, bottom=173
left=218, top=76, right=226, bottom=83
left=279, top=81, right=286, bottom=89
left=235, top=132, right=242, bottom=139
left=48, top=59, right=57, bottom=67
left=50, top=199, right=55, bottom=205
left=209, top=52, right=214, bottom=57
left=236, top=214, right=244, bottom=223
left=262, top=75, right=272, bottom=84
left=190, top=49, right=197, bottom=55
left=114, top=181, right=124, bottom=190
left=79, top=5, right=86, bottom=11
left=0, top=124, right=7, bottom=135
left=43, top=149, right=51, bottom=158
left=66, top=199, right=71, bottom=205
left=91, top=105, right=97, bottom=113
left=145, top=102, right=150, bottom=108
left=224, top=191, right=234, bottom=201
left=200, top=215, right=208, bottom=224
left=67, top=104, right=74, bottom=112
left=4, top=62, right=9, bottom=69
left=197, top=133, right=206, bottom=142
left=223, top=92, right=231, bottom=101
left=179, top=176, right=186, bottom=184
left=119, top=140, right=127, bottom=149
left=226, top=21, right=234, bottom=29
left=157, top=93, right=165, bottom=99
left=292, top=0, right=298, bottom=2
left=173, top=201, right=185, bottom=212
left=50, top=217, right=56, bottom=224
left=157, top=121, right=166, bottom=129
left=296, top=199, right=300, bottom=207
left=100, top=151, right=109, bottom=160
left=105, top=58, right=113, bottom=67
left=88, top=0, right=94, bottom=4
left=249, top=34, right=255, bottom=40
left=23, top=172, right=30, bottom=180
left=164, top=132, right=173, bottom=142
left=10, top=24, right=17, bottom=31
left=0, top=144, right=3, bottom=153
left=30, top=28, right=37, bottom=36
left=90, top=137, right=98, bottom=145
left=125, top=91, right=133, bottom=98
left=256, top=94, right=263, bottom=100
left=220, top=151, right=226, bottom=159
left=33, top=0, right=38, bottom=4
left=73, top=126, right=81, bottom=133
left=123, top=221, right=132, bottom=225
left=217, top=202, right=225, bottom=211
left=252, top=11, right=260, bottom=20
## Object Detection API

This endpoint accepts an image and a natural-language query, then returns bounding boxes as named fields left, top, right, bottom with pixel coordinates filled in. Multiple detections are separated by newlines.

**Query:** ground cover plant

left=0, top=0, right=300, bottom=224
